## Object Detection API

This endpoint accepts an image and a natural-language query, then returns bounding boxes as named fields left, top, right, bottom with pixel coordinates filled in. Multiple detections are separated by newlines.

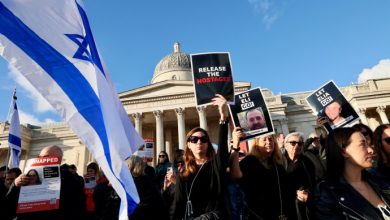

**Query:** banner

left=17, top=156, right=61, bottom=213
left=191, top=52, right=234, bottom=106
left=229, top=88, right=274, bottom=141
left=306, top=81, right=359, bottom=132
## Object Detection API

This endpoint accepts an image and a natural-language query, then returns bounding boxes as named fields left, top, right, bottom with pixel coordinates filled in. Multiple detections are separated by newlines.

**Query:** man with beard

left=245, top=108, right=266, bottom=131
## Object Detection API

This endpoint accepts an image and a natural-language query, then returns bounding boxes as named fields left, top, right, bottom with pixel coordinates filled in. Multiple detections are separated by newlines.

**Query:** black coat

left=129, top=175, right=169, bottom=220
left=170, top=123, right=229, bottom=220
left=315, top=171, right=390, bottom=220
left=8, top=165, right=86, bottom=220
left=239, top=156, right=295, bottom=220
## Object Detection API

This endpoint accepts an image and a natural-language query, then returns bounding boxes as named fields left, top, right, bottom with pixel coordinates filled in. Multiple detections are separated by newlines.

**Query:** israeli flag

left=0, top=0, right=144, bottom=218
left=8, top=89, right=21, bottom=169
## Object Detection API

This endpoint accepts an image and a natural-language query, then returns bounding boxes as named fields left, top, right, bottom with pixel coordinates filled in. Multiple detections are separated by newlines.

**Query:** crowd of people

left=0, top=95, right=390, bottom=220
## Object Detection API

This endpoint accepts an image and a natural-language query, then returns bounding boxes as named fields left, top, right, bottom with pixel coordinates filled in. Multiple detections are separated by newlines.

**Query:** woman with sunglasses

left=156, top=150, right=172, bottom=190
left=229, top=129, right=294, bottom=220
left=371, top=124, right=390, bottom=185
left=315, top=127, right=390, bottom=219
left=170, top=94, right=229, bottom=220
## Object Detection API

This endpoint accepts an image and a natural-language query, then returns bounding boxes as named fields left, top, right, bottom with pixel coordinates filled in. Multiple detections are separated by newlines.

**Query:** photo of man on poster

left=324, top=100, right=345, bottom=128
left=245, top=108, right=266, bottom=131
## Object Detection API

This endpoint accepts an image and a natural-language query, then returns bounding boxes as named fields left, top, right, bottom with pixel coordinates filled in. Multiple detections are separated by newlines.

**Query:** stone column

left=376, top=106, right=389, bottom=124
left=197, top=106, right=208, bottom=131
left=175, top=107, right=186, bottom=150
left=153, top=110, right=164, bottom=158
left=280, top=118, right=289, bottom=135
left=132, top=112, right=143, bottom=137
left=358, top=108, right=369, bottom=125
left=165, top=129, right=172, bottom=161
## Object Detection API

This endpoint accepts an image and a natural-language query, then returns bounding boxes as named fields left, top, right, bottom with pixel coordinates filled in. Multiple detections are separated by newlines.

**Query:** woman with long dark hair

left=315, top=127, right=390, bottom=219
left=170, top=94, right=229, bottom=220
left=371, top=124, right=390, bottom=184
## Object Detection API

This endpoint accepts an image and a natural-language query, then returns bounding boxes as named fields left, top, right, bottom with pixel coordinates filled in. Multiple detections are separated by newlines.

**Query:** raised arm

left=212, top=94, right=229, bottom=170
left=229, top=127, right=245, bottom=179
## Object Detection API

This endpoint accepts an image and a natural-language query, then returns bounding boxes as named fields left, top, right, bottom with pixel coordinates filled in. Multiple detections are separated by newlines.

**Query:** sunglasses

left=188, top=136, right=209, bottom=144
left=287, top=141, right=303, bottom=146
left=384, top=137, right=390, bottom=145
left=158, top=155, right=166, bottom=158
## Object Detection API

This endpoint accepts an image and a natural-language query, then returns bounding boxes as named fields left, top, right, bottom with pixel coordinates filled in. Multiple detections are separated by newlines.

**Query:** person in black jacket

left=230, top=128, right=294, bottom=220
left=170, top=94, right=230, bottom=220
left=370, top=124, right=390, bottom=185
left=128, top=155, right=169, bottom=220
left=7, top=145, right=86, bottom=220
left=315, top=127, right=390, bottom=219
left=283, top=132, right=316, bottom=220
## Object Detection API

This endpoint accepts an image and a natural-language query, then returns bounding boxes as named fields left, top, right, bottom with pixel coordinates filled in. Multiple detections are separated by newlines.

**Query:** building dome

left=151, top=42, right=192, bottom=83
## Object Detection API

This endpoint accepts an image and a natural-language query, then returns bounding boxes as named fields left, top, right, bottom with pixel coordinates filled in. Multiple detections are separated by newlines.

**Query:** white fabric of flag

left=0, top=0, right=144, bottom=218
left=8, top=90, right=21, bottom=169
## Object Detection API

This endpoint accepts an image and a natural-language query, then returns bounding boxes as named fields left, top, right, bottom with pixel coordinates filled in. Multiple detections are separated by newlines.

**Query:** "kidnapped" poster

left=17, top=156, right=61, bottom=213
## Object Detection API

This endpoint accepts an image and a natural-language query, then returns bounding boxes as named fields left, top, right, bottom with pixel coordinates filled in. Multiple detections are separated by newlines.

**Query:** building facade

left=0, top=42, right=389, bottom=174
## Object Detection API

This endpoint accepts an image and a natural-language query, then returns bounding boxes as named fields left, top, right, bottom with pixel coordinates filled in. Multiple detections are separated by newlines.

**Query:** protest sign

left=229, top=88, right=274, bottom=141
left=191, top=52, right=234, bottom=106
left=17, top=156, right=61, bottom=213
left=134, top=138, right=154, bottom=165
left=306, top=81, right=359, bottom=132
left=84, top=174, right=97, bottom=189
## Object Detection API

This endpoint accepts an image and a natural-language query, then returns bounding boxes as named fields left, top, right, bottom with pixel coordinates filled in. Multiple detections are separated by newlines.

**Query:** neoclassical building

left=0, top=42, right=389, bottom=174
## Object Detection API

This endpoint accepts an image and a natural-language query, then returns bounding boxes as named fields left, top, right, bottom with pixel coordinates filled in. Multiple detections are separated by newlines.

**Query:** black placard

left=191, top=52, right=234, bottom=106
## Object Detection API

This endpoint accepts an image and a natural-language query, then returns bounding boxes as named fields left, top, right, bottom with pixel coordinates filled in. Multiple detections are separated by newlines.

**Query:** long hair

left=373, top=124, right=390, bottom=167
left=27, top=169, right=41, bottom=184
left=326, top=127, right=359, bottom=179
left=353, top=123, right=374, bottom=145
left=158, top=150, right=170, bottom=164
left=250, top=134, right=283, bottom=166
left=128, top=155, right=146, bottom=177
left=182, top=127, right=215, bottom=180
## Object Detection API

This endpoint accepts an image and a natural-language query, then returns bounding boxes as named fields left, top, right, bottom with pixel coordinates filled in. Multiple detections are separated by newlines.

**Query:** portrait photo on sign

left=229, top=87, right=274, bottom=141
left=306, top=81, right=359, bottom=133
left=239, top=107, right=267, bottom=132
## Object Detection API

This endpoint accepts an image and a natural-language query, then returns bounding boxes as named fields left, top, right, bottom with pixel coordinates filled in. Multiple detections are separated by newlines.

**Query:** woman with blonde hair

left=230, top=129, right=294, bottom=220
left=127, top=155, right=169, bottom=220
left=170, top=94, right=230, bottom=220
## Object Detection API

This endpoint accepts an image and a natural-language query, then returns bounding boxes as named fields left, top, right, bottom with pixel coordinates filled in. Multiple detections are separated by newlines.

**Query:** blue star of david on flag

left=66, top=2, right=105, bottom=75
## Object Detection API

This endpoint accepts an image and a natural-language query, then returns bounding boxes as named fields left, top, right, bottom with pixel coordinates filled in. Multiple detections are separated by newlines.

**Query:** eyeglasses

left=384, top=137, right=390, bottom=145
left=158, top=155, right=166, bottom=158
left=188, top=136, right=209, bottom=144
left=287, top=141, right=303, bottom=146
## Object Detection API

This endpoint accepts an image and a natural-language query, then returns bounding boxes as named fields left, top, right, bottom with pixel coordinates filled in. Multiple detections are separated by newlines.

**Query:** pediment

left=119, top=80, right=251, bottom=102
left=119, top=80, right=195, bottom=101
